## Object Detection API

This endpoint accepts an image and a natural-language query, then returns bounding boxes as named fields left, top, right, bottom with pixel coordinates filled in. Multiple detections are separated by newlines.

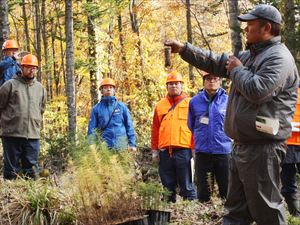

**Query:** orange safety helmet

left=2, top=40, right=19, bottom=50
left=100, top=78, right=116, bottom=88
left=166, top=71, right=183, bottom=84
left=21, top=54, right=39, bottom=67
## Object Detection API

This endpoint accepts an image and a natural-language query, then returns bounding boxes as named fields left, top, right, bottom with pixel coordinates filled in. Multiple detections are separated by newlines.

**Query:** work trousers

left=223, top=142, right=287, bottom=225
left=281, top=163, right=300, bottom=199
left=281, top=145, right=300, bottom=199
left=2, top=137, right=40, bottom=180
left=195, top=152, right=229, bottom=202
left=159, top=148, right=196, bottom=202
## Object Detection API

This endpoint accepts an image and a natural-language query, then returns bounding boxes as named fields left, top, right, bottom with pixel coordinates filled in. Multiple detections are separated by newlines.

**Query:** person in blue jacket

left=188, top=73, right=232, bottom=202
left=0, top=40, right=21, bottom=86
left=87, top=78, right=136, bottom=151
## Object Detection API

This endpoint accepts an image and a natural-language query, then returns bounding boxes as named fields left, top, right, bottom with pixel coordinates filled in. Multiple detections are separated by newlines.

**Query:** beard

left=24, top=76, right=35, bottom=81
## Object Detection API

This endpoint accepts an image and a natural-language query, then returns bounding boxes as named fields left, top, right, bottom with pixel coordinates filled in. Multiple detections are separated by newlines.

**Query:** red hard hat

left=21, top=54, right=39, bottom=67
left=2, top=40, right=19, bottom=50
left=100, top=78, right=116, bottom=88
left=166, top=71, right=183, bottom=84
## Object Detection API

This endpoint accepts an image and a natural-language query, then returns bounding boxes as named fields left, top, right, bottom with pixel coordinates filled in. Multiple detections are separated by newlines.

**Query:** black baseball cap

left=238, top=4, right=282, bottom=25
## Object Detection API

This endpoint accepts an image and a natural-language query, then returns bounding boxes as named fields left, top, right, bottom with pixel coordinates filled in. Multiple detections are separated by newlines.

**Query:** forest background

left=0, top=0, right=299, bottom=224
left=0, top=0, right=298, bottom=148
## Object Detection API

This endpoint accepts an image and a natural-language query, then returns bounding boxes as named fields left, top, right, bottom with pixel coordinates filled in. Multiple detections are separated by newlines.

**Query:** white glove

left=128, top=146, right=137, bottom=155
left=152, top=150, right=159, bottom=164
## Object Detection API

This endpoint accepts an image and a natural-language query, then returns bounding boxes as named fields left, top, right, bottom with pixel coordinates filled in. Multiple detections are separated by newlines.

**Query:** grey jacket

left=0, top=74, right=46, bottom=139
left=181, top=36, right=299, bottom=143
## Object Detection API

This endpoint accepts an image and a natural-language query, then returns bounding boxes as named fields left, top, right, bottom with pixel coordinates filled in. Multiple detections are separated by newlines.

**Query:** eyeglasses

left=204, top=77, right=220, bottom=82
left=24, top=66, right=38, bottom=71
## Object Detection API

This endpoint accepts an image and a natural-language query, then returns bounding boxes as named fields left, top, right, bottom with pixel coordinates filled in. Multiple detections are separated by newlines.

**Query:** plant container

left=115, top=215, right=149, bottom=225
left=147, top=210, right=171, bottom=225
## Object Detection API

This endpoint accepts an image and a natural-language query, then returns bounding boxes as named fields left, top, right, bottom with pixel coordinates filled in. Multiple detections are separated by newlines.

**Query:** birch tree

left=186, top=0, right=194, bottom=83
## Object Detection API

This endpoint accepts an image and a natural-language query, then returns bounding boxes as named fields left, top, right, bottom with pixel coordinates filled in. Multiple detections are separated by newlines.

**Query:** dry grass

left=0, top=179, right=73, bottom=225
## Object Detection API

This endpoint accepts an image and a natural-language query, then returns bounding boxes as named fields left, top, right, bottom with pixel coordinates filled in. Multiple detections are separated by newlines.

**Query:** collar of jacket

left=247, top=36, right=281, bottom=56
left=101, top=95, right=117, bottom=105
left=167, top=92, right=188, bottom=105
left=204, top=88, right=220, bottom=100
left=3, top=56, right=16, bottom=61
left=13, top=73, right=36, bottom=85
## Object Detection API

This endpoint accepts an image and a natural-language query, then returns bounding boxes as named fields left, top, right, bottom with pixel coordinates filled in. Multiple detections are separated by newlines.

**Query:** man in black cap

left=165, top=4, right=299, bottom=225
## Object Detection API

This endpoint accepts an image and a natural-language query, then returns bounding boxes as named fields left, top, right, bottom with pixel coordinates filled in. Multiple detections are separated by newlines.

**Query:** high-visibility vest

left=287, top=88, right=300, bottom=146
left=152, top=97, right=193, bottom=150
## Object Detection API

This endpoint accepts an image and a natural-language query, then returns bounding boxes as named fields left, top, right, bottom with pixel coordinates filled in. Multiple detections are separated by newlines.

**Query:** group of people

left=0, top=3, right=300, bottom=225
left=88, top=4, right=300, bottom=225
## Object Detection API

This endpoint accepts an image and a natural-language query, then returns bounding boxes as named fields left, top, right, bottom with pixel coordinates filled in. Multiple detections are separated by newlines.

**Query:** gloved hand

left=152, top=150, right=160, bottom=164
left=128, top=146, right=137, bottom=155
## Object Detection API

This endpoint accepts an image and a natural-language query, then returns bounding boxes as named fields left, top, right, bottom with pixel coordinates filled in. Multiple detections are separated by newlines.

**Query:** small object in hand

left=164, top=46, right=171, bottom=67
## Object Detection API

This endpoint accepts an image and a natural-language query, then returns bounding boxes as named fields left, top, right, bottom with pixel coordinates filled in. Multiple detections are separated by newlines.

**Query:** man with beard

left=0, top=54, right=46, bottom=180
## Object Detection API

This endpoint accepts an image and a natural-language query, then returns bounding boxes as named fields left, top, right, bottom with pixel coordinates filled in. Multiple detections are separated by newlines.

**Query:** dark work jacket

left=180, top=36, right=299, bottom=143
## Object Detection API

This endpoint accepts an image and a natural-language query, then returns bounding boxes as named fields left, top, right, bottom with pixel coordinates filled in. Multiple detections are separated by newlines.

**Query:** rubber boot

left=286, top=197, right=300, bottom=217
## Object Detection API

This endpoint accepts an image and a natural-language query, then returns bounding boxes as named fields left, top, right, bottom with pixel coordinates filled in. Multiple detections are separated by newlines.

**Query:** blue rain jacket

left=87, top=96, right=136, bottom=149
left=0, top=56, right=21, bottom=86
left=188, top=88, right=232, bottom=154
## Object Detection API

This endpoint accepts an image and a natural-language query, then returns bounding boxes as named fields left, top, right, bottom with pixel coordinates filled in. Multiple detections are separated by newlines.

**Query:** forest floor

left=0, top=146, right=299, bottom=225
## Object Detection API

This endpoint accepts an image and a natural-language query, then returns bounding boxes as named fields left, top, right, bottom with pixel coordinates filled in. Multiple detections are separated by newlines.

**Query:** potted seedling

left=138, top=181, right=171, bottom=225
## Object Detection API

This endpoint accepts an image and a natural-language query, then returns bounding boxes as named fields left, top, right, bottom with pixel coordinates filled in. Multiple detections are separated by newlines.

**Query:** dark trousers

left=223, top=143, right=286, bottom=225
left=2, top=137, right=40, bottom=180
left=195, top=152, right=229, bottom=202
left=281, top=163, right=300, bottom=199
left=159, top=149, right=196, bottom=202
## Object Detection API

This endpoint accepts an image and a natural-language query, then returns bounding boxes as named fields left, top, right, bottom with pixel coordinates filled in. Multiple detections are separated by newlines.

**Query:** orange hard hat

left=100, top=78, right=116, bottom=88
left=2, top=40, right=19, bottom=50
left=21, top=54, right=39, bottom=67
left=166, top=71, right=183, bottom=84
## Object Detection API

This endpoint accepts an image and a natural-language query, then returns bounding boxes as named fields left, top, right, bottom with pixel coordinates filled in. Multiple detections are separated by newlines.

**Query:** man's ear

left=264, top=22, right=272, bottom=34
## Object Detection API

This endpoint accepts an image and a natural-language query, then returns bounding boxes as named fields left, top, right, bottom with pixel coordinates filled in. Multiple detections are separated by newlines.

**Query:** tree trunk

left=87, top=0, right=99, bottom=106
left=118, top=13, right=129, bottom=98
left=41, top=0, right=52, bottom=101
left=55, top=2, right=66, bottom=94
left=227, top=0, right=242, bottom=56
left=129, top=0, right=144, bottom=76
left=0, top=0, right=9, bottom=59
left=283, top=0, right=296, bottom=58
left=34, top=0, right=42, bottom=81
left=186, top=0, right=194, bottom=83
left=22, top=0, right=31, bottom=52
left=65, top=0, right=76, bottom=138
left=107, top=22, right=113, bottom=78
left=10, top=15, right=20, bottom=45
left=51, top=20, right=59, bottom=96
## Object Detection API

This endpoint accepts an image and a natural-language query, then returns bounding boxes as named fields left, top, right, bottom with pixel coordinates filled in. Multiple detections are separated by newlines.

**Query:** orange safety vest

left=151, top=94, right=193, bottom=152
left=287, top=88, right=300, bottom=146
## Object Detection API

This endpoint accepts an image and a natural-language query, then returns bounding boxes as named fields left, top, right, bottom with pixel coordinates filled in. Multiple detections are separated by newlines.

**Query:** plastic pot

left=147, top=210, right=171, bottom=225
left=115, top=215, right=149, bottom=225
